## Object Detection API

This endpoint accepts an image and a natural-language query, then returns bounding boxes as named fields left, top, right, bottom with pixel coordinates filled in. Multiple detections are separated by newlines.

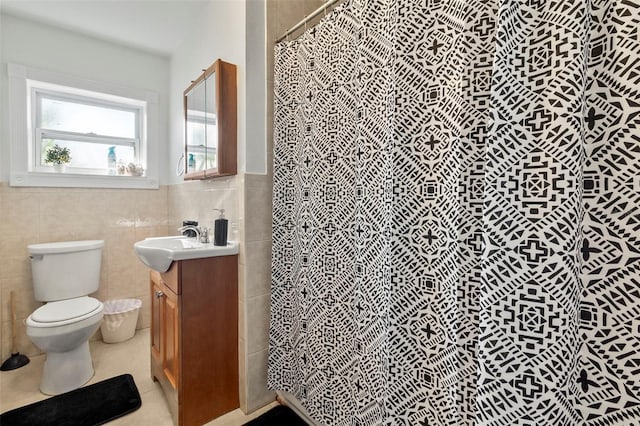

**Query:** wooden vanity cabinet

left=150, top=255, right=239, bottom=426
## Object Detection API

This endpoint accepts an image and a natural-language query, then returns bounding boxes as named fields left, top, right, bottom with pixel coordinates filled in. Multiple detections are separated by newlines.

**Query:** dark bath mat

left=0, top=373, right=141, bottom=426
left=243, top=404, right=309, bottom=426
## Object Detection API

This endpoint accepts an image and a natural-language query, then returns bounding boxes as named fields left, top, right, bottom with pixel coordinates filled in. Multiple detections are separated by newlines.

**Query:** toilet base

left=41, top=341, right=94, bottom=395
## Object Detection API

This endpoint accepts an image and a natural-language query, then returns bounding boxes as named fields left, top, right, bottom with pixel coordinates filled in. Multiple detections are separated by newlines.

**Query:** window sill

left=10, top=171, right=159, bottom=189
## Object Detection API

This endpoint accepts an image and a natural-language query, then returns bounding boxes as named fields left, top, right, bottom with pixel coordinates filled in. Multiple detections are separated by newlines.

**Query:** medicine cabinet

left=184, top=59, right=237, bottom=179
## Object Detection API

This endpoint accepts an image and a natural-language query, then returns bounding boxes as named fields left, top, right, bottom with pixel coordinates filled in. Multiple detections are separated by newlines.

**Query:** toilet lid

left=31, top=297, right=102, bottom=323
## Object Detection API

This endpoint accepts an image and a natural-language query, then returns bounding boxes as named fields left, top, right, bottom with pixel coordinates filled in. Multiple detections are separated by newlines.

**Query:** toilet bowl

left=26, top=240, right=105, bottom=395
left=26, top=297, right=104, bottom=395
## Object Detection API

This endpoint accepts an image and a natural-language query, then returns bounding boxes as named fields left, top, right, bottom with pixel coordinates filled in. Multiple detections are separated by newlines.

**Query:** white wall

left=0, top=13, right=171, bottom=184
left=246, top=0, right=267, bottom=174
left=169, top=0, right=247, bottom=185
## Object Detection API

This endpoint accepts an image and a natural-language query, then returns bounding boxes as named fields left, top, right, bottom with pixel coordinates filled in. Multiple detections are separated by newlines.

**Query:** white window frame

left=32, top=86, right=144, bottom=174
left=8, top=63, right=159, bottom=189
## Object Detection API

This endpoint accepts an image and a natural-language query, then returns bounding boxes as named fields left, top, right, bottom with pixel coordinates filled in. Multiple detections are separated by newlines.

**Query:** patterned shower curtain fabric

left=269, top=0, right=640, bottom=425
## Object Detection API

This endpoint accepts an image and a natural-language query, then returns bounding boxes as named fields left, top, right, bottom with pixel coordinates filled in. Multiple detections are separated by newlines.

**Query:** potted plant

left=44, top=144, right=71, bottom=172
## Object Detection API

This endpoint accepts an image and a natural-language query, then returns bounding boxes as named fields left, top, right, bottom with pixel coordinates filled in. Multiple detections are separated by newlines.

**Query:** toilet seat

left=28, top=297, right=103, bottom=328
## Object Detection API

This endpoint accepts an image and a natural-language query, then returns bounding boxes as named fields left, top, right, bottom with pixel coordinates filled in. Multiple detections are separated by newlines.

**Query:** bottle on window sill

left=107, top=146, right=117, bottom=175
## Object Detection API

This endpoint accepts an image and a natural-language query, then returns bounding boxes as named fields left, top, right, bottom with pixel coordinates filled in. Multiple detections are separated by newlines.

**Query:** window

left=33, top=83, right=144, bottom=174
left=8, top=64, right=159, bottom=189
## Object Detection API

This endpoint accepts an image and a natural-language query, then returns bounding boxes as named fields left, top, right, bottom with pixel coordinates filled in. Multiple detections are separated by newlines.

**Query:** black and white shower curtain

left=270, top=0, right=640, bottom=424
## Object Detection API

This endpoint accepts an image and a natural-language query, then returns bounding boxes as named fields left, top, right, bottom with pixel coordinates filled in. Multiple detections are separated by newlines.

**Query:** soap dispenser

left=213, top=209, right=228, bottom=246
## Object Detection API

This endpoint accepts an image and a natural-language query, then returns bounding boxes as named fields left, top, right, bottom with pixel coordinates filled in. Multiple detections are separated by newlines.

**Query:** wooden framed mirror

left=184, top=59, right=237, bottom=179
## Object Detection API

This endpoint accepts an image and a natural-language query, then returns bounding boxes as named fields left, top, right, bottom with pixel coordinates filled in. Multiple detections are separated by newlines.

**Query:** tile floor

left=0, top=328, right=277, bottom=425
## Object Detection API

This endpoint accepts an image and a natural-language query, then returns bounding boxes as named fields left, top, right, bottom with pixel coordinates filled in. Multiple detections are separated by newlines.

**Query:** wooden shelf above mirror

left=184, top=59, right=237, bottom=180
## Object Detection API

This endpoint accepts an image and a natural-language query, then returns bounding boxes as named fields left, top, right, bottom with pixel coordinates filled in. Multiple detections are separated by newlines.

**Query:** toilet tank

left=28, top=240, right=104, bottom=302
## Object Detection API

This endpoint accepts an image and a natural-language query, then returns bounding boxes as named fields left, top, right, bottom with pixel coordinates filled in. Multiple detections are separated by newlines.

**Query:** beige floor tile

left=88, top=328, right=158, bottom=395
left=0, top=354, right=47, bottom=412
left=204, top=401, right=279, bottom=426
left=0, top=327, right=276, bottom=425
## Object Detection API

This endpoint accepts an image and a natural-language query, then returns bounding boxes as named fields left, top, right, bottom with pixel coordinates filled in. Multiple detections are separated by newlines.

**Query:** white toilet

left=26, top=240, right=105, bottom=395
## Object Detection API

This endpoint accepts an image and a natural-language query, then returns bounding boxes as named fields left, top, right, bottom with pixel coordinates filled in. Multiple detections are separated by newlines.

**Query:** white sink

left=133, top=236, right=239, bottom=272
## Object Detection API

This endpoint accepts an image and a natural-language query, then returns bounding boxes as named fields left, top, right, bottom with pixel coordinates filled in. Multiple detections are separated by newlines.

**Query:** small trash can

left=100, top=299, right=142, bottom=343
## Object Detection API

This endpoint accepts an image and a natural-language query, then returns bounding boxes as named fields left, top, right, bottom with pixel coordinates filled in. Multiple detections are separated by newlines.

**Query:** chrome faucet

left=178, top=225, right=200, bottom=241
left=177, top=225, right=210, bottom=244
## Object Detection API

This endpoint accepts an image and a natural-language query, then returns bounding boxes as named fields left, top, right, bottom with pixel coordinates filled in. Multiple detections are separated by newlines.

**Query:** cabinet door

left=162, top=286, right=180, bottom=390
left=150, top=279, right=163, bottom=371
